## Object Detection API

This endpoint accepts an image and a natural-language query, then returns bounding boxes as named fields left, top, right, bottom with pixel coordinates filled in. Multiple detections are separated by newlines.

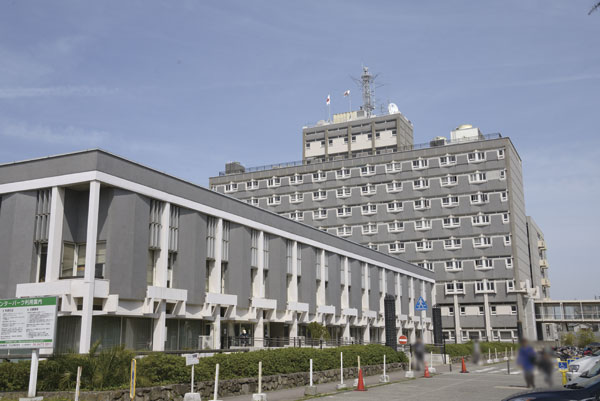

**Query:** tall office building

left=210, top=91, right=548, bottom=342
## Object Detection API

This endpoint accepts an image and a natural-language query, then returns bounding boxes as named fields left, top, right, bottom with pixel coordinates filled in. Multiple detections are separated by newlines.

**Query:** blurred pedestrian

left=414, top=338, right=425, bottom=371
left=240, top=329, right=249, bottom=346
left=538, top=347, right=554, bottom=387
left=517, top=338, right=537, bottom=388
left=472, top=339, right=481, bottom=365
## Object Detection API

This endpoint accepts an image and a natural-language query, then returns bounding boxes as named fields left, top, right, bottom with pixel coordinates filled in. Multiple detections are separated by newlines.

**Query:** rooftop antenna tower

left=352, top=66, right=379, bottom=118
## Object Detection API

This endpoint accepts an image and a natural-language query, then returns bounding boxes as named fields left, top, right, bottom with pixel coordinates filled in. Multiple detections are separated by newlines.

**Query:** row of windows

left=220, top=148, right=506, bottom=193
left=444, top=279, right=516, bottom=295
left=414, top=257, right=513, bottom=272
left=305, top=129, right=398, bottom=147
left=446, top=304, right=517, bottom=316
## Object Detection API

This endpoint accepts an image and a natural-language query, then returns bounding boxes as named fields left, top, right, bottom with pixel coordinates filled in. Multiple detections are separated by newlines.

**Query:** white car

left=566, top=359, right=600, bottom=388
left=567, top=352, right=600, bottom=383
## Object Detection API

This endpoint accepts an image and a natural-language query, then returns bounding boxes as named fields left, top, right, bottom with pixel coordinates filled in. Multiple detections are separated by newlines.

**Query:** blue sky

left=1, top=1, right=598, bottom=299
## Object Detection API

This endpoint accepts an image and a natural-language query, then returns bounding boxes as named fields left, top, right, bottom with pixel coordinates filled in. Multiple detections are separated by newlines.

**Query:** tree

left=307, top=322, right=330, bottom=340
left=562, top=332, right=576, bottom=346
left=577, top=328, right=597, bottom=348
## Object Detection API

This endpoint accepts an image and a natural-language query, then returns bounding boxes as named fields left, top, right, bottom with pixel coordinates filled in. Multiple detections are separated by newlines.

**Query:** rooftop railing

left=218, top=133, right=502, bottom=176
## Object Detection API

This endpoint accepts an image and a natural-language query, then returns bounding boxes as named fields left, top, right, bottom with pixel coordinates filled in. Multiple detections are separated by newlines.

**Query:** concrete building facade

left=0, top=150, right=434, bottom=354
left=210, top=116, right=548, bottom=343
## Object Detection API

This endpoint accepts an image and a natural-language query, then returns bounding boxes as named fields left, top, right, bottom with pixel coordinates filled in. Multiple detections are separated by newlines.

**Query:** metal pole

left=258, top=361, right=262, bottom=394
left=191, top=364, right=195, bottom=393
left=310, top=359, right=313, bottom=387
left=340, top=352, right=344, bottom=384
left=28, top=349, right=39, bottom=398
left=75, top=366, right=82, bottom=401
left=213, top=363, right=219, bottom=401
left=383, top=354, right=386, bottom=377
left=507, top=358, right=510, bottom=375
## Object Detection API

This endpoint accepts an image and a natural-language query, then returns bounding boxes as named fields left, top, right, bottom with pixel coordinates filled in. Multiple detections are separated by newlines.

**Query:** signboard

left=415, top=296, right=428, bottom=311
left=558, top=361, right=568, bottom=371
left=185, top=353, right=200, bottom=366
left=398, top=335, right=408, bottom=345
left=0, top=297, right=57, bottom=349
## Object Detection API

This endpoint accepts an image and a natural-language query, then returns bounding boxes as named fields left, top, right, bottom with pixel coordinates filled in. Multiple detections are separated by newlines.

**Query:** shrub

left=577, top=329, right=597, bottom=348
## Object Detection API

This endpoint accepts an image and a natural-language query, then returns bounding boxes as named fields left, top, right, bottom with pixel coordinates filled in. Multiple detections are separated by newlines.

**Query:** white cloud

left=0, top=122, right=109, bottom=147
left=0, top=86, right=118, bottom=99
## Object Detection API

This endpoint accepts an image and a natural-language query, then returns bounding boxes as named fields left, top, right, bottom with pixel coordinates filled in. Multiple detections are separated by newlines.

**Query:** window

left=367, top=243, right=379, bottom=251
left=500, top=170, right=506, bottom=180
left=148, top=250, right=157, bottom=286
left=286, top=240, right=293, bottom=275
left=417, top=261, right=434, bottom=271
left=386, top=181, right=402, bottom=193
left=473, top=237, right=492, bottom=248
left=251, top=230, right=258, bottom=268
left=166, top=252, right=176, bottom=288
left=361, top=204, right=377, bottom=215
left=413, top=178, right=429, bottom=190
left=470, top=193, right=488, bottom=205
left=412, top=159, right=428, bottom=170
left=289, top=211, right=304, bottom=221
left=289, top=174, right=303, bottom=185
left=95, top=242, right=106, bottom=279
left=413, top=199, right=430, bottom=210
left=312, top=171, right=327, bottom=182
left=445, top=282, right=465, bottom=295
left=448, top=306, right=455, bottom=316
left=351, top=135, right=357, bottom=143
left=469, top=172, right=487, bottom=184
left=360, top=165, right=376, bottom=176
left=247, top=198, right=259, bottom=206
left=439, top=155, right=457, bottom=166
left=388, top=221, right=404, bottom=232
left=263, top=234, right=270, bottom=271
left=328, top=139, right=333, bottom=145
left=502, top=213, right=510, bottom=223
left=336, top=168, right=351, bottom=179
left=385, top=162, right=401, bottom=173
left=224, top=183, right=238, bottom=193
left=313, top=190, right=327, bottom=201
left=504, top=235, right=511, bottom=246
left=442, top=217, right=460, bottom=228
left=474, top=258, right=494, bottom=270
left=490, top=305, right=497, bottom=315
left=479, top=306, right=485, bottom=315
left=388, top=242, right=405, bottom=253
left=506, top=280, right=515, bottom=292
left=362, top=224, right=378, bottom=235
left=337, top=206, right=352, bottom=217
left=441, top=196, right=459, bottom=207
left=444, top=239, right=462, bottom=250
left=313, top=209, right=327, bottom=220
left=267, top=177, right=281, bottom=188
left=471, top=215, right=490, bottom=226
left=468, top=151, right=486, bottom=163
left=387, top=201, right=403, bottom=212
left=497, top=149, right=505, bottom=159
left=460, top=306, right=466, bottom=315
left=440, top=175, right=458, bottom=186
left=246, top=180, right=259, bottom=190
left=336, top=187, right=351, bottom=198
left=320, top=140, right=325, bottom=147
left=289, top=193, right=303, bottom=203
left=267, top=195, right=281, bottom=205
left=501, top=191, right=508, bottom=201
left=414, top=219, right=431, bottom=231
left=416, top=240, right=433, bottom=251
left=337, top=226, right=352, bottom=237
left=445, top=260, right=463, bottom=271
left=505, top=258, right=513, bottom=268
left=361, top=184, right=376, bottom=195
left=511, top=305, right=517, bottom=315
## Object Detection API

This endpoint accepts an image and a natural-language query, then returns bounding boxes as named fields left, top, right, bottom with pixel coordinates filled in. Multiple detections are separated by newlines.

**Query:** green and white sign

left=0, top=297, right=57, bottom=349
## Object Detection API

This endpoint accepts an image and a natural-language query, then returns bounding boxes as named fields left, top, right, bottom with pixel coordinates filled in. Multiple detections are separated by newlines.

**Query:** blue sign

left=558, top=361, right=568, bottom=371
left=415, top=296, right=428, bottom=311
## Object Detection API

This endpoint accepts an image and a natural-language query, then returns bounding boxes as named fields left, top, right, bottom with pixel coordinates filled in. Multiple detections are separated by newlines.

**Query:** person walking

left=538, top=347, right=554, bottom=387
left=472, top=339, right=481, bottom=365
left=414, top=338, right=425, bottom=371
left=517, top=338, right=537, bottom=388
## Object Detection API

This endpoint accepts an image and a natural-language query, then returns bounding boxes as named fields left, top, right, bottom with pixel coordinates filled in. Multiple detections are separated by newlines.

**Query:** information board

left=0, top=297, right=57, bottom=349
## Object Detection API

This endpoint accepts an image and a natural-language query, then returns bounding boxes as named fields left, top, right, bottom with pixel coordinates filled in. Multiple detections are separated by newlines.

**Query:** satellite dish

left=388, top=103, right=399, bottom=114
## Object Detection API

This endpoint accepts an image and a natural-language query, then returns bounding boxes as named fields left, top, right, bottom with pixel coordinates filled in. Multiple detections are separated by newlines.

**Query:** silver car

left=567, top=359, right=600, bottom=388
left=567, top=351, right=600, bottom=383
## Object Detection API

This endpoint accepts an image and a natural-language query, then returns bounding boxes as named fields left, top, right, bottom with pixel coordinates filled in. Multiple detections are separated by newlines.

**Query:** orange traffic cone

left=460, top=357, right=469, bottom=373
left=424, top=363, right=431, bottom=378
left=355, top=368, right=366, bottom=391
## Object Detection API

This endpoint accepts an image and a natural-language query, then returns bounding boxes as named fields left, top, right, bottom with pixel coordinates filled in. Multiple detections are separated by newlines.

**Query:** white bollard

left=503, top=348, right=509, bottom=361
left=305, top=358, right=318, bottom=396
left=380, top=354, right=390, bottom=383
left=252, top=361, right=266, bottom=401
left=353, top=356, right=361, bottom=387
left=494, top=348, right=499, bottom=363
left=336, top=352, right=347, bottom=389
left=213, top=363, right=221, bottom=401
left=429, top=351, right=436, bottom=374
left=487, top=348, right=493, bottom=364
left=75, top=366, right=82, bottom=401
left=405, top=351, right=415, bottom=378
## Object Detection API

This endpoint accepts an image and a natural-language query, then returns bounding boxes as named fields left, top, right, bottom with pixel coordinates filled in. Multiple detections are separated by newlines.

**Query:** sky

left=0, top=1, right=599, bottom=300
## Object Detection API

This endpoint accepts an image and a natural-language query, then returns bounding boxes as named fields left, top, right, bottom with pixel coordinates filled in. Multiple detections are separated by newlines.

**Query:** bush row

left=425, top=341, right=519, bottom=357
left=0, top=344, right=405, bottom=392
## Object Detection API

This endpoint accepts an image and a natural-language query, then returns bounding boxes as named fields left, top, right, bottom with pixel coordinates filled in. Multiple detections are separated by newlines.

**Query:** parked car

left=502, top=374, right=600, bottom=401
left=568, top=352, right=600, bottom=383
left=566, top=360, right=600, bottom=389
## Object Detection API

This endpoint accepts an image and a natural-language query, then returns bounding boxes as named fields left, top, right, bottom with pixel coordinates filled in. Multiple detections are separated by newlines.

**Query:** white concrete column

left=364, top=319, right=371, bottom=343
left=483, top=292, right=492, bottom=341
left=341, top=257, right=349, bottom=309
left=45, top=186, right=64, bottom=282
left=209, top=218, right=223, bottom=293
left=213, top=312, right=221, bottom=349
left=256, top=231, right=265, bottom=298
left=79, top=181, right=100, bottom=354
left=317, top=250, right=326, bottom=306
left=395, top=273, right=401, bottom=316
left=453, top=293, right=461, bottom=343
left=361, top=263, right=369, bottom=310
left=255, top=309, right=264, bottom=348
left=288, top=241, right=298, bottom=302
left=152, top=202, right=170, bottom=352
left=343, top=320, right=350, bottom=341
left=290, top=312, right=299, bottom=340
left=379, top=268, right=386, bottom=313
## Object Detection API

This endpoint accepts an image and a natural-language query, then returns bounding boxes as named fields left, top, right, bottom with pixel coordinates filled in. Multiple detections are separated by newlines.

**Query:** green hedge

left=0, top=344, right=405, bottom=392
left=425, top=341, right=519, bottom=357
